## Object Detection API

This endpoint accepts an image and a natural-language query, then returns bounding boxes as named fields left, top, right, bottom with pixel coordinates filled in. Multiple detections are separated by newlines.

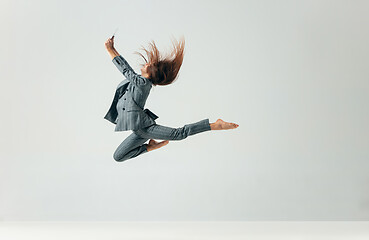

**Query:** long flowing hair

left=133, top=36, right=185, bottom=86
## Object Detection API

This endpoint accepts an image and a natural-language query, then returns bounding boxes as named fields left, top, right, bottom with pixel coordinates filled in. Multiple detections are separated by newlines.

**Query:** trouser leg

left=113, top=132, right=149, bottom=162
left=133, top=118, right=211, bottom=141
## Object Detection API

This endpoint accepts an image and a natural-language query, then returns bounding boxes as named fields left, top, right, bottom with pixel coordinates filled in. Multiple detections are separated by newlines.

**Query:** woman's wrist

left=107, top=48, right=120, bottom=59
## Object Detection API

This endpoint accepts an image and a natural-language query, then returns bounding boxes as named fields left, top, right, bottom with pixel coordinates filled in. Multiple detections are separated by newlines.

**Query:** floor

left=0, top=221, right=368, bottom=240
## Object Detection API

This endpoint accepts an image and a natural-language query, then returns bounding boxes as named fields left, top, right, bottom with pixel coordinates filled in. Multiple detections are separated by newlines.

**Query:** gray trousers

left=113, top=118, right=211, bottom=162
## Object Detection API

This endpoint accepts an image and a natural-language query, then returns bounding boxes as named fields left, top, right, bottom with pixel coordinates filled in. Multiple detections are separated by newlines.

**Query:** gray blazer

left=104, top=55, right=159, bottom=131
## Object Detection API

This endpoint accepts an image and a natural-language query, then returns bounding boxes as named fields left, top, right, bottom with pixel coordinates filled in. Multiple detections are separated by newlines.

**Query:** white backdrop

left=0, top=0, right=368, bottom=221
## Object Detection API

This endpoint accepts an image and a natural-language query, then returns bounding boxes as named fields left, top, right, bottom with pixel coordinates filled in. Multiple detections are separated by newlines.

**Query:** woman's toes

left=155, top=140, right=169, bottom=150
left=221, top=121, right=239, bottom=129
left=147, top=140, right=169, bottom=152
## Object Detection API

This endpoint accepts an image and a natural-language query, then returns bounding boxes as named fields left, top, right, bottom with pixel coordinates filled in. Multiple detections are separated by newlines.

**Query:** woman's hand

left=105, top=36, right=120, bottom=59
left=105, top=36, right=115, bottom=50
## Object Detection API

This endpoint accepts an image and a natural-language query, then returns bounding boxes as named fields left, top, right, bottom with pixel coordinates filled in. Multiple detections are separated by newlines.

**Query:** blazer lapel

left=104, top=79, right=130, bottom=124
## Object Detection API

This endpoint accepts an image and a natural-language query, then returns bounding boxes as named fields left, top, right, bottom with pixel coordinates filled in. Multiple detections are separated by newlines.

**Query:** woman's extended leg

left=209, top=118, right=239, bottom=130
left=113, top=118, right=239, bottom=162
left=134, top=118, right=212, bottom=143
left=113, top=132, right=149, bottom=162
left=134, top=118, right=239, bottom=152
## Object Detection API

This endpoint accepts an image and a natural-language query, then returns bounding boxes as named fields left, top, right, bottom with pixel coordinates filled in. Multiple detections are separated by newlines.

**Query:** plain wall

left=0, top=0, right=368, bottom=220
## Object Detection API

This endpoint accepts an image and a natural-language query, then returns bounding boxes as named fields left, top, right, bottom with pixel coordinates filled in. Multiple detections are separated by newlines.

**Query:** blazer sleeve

left=112, top=55, right=148, bottom=86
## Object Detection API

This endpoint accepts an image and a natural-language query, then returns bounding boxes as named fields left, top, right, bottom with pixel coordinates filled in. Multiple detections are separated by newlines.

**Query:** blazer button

left=123, top=108, right=125, bottom=110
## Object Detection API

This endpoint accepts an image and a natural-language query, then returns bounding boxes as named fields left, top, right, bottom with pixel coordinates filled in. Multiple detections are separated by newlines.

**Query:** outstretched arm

left=107, top=46, right=119, bottom=60
left=105, top=36, right=148, bottom=86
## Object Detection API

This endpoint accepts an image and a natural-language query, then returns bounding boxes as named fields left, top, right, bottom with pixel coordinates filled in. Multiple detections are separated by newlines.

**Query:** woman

left=104, top=35, right=239, bottom=162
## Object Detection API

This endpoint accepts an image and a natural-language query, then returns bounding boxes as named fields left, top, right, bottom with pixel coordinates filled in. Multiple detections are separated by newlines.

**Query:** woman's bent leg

left=134, top=118, right=211, bottom=141
left=113, top=132, right=149, bottom=162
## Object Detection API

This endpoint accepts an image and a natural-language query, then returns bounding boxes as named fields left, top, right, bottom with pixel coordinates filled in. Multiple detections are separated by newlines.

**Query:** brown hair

left=133, top=36, right=185, bottom=86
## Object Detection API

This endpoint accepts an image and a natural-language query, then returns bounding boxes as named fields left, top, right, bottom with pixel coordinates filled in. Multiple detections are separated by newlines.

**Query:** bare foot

left=146, top=139, right=169, bottom=152
left=210, top=119, right=239, bottom=130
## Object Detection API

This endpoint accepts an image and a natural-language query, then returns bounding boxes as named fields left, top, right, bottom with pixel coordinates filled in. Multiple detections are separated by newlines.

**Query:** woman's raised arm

left=105, top=36, right=148, bottom=86
left=105, top=36, right=119, bottom=59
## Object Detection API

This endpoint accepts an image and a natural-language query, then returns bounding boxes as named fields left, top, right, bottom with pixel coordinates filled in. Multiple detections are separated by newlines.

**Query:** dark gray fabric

left=103, top=55, right=159, bottom=131
left=113, top=119, right=211, bottom=162
left=105, top=55, right=211, bottom=162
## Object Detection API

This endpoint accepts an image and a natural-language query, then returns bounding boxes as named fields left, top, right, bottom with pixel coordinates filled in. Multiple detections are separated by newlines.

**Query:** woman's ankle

left=210, top=122, right=218, bottom=130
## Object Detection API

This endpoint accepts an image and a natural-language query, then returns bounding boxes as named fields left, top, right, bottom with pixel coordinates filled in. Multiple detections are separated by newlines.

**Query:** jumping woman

left=104, top=35, right=239, bottom=162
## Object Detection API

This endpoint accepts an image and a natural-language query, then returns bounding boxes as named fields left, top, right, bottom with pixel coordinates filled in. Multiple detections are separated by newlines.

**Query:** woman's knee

left=113, top=150, right=129, bottom=162
left=113, top=152, right=122, bottom=162
left=172, top=127, right=189, bottom=140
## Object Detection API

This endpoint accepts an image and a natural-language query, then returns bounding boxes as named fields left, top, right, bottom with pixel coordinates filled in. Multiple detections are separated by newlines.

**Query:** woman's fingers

left=105, top=37, right=115, bottom=49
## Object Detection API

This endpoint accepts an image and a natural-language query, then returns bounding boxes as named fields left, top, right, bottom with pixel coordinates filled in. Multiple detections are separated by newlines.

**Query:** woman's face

left=141, top=63, right=150, bottom=74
